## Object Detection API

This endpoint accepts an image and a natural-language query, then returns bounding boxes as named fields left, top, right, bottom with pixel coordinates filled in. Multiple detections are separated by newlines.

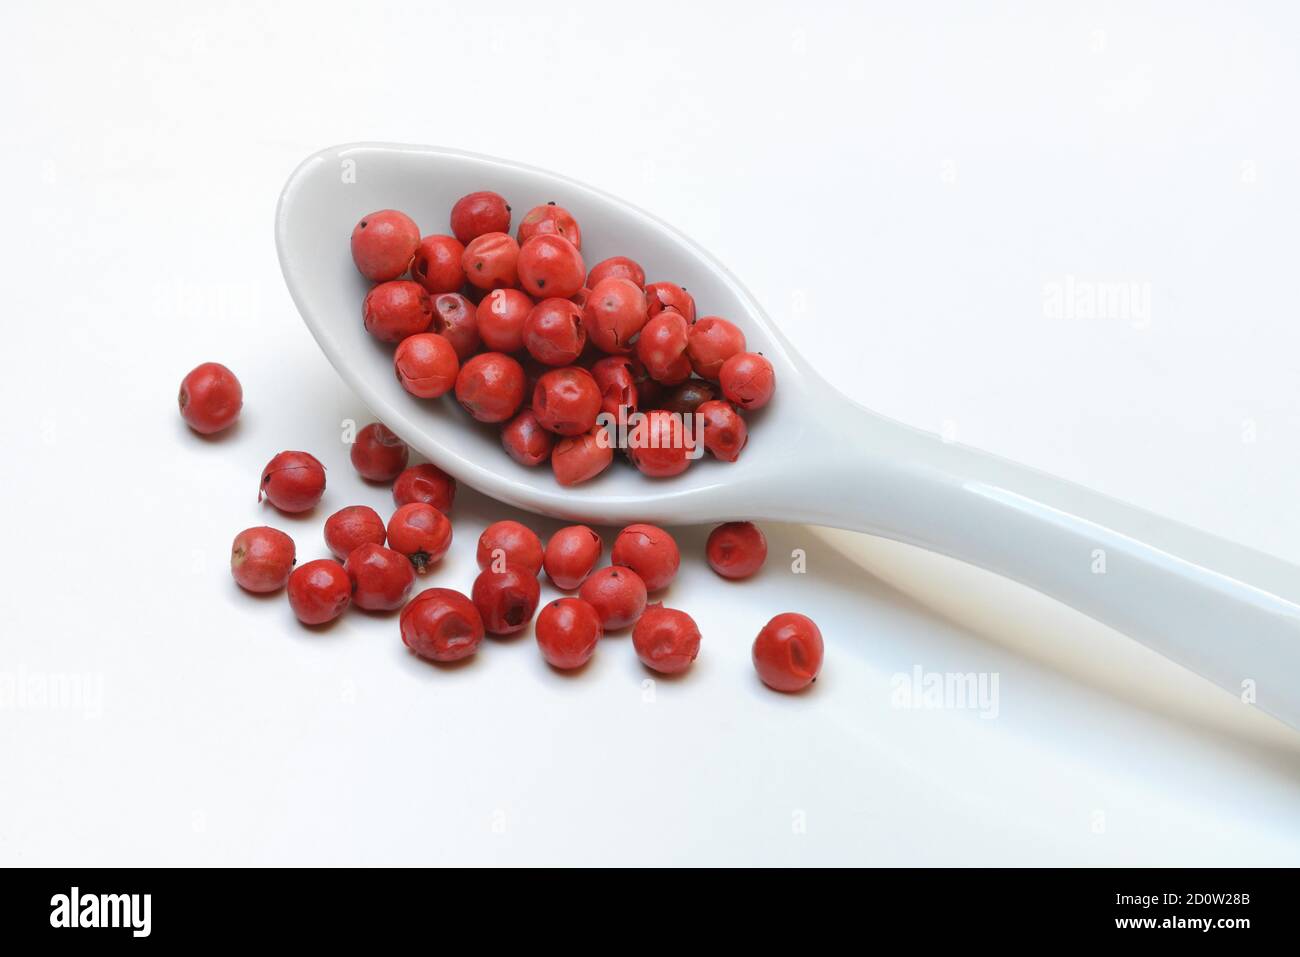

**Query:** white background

left=2, top=1, right=1299, bottom=865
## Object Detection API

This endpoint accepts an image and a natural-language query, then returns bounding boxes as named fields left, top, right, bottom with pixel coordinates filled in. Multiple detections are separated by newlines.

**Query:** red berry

left=259, top=451, right=326, bottom=513
left=659, top=379, right=716, bottom=414
left=345, top=543, right=416, bottom=611
left=517, top=203, right=582, bottom=249
left=394, top=332, right=460, bottom=399
left=582, top=277, right=648, bottom=355
left=230, top=526, right=296, bottom=593
left=719, top=352, right=775, bottom=411
left=410, top=234, right=466, bottom=294
left=386, top=502, right=453, bottom=572
left=287, top=559, right=352, bottom=625
left=517, top=234, right=585, bottom=299
left=455, top=352, right=526, bottom=423
left=476, top=288, right=534, bottom=353
left=430, top=292, right=481, bottom=359
left=477, top=520, right=544, bottom=576
left=532, top=367, right=601, bottom=436
left=363, top=280, right=433, bottom=343
left=534, top=598, right=602, bottom=669
left=686, top=317, right=746, bottom=380
left=578, top=566, right=647, bottom=630
left=501, top=409, right=555, bottom=467
left=178, top=362, right=242, bottom=435
left=753, top=613, right=823, bottom=692
left=706, top=522, right=767, bottom=579
left=351, top=423, right=409, bottom=482
left=351, top=209, right=420, bottom=282
left=543, top=525, right=603, bottom=590
left=323, top=505, right=386, bottom=560
left=586, top=256, right=645, bottom=290
left=551, top=428, right=614, bottom=486
left=401, top=587, right=485, bottom=662
left=645, top=281, right=696, bottom=324
left=628, top=410, right=696, bottom=478
left=392, top=463, right=456, bottom=513
left=523, top=298, right=587, bottom=366
left=462, top=232, right=519, bottom=290
left=637, top=313, right=691, bottom=384
left=697, top=400, right=748, bottom=462
left=590, top=356, right=641, bottom=419
left=472, top=566, right=542, bottom=635
left=632, top=605, right=701, bottom=674
left=450, top=191, right=511, bottom=245
left=570, top=286, right=591, bottom=310
left=611, top=524, right=679, bottom=591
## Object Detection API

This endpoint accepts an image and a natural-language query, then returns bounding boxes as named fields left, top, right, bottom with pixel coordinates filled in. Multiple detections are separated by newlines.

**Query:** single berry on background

left=230, top=526, right=296, bottom=593
left=706, top=522, right=767, bottom=580
left=534, top=597, right=603, bottom=670
left=752, top=613, right=824, bottom=692
left=259, top=451, right=326, bottom=513
left=287, top=559, right=352, bottom=625
left=632, top=605, right=701, bottom=674
left=392, top=463, right=456, bottom=513
left=178, top=362, right=242, bottom=435
left=401, top=587, right=485, bottom=662
left=351, top=423, right=409, bottom=483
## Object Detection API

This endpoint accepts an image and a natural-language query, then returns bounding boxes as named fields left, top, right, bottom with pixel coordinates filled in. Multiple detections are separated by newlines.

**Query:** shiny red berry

left=687, top=317, right=746, bottom=380
left=551, top=428, right=614, bottom=486
left=351, top=209, right=420, bottom=282
left=230, top=526, right=296, bottom=593
left=401, top=587, right=485, bottom=662
left=501, top=409, right=555, bottom=467
left=578, top=565, right=648, bottom=630
left=345, top=543, right=416, bottom=611
left=363, top=280, right=433, bottom=343
left=455, top=352, right=526, bottom=423
left=644, top=281, right=696, bottom=324
left=450, top=191, right=511, bottom=245
left=611, top=524, right=679, bottom=591
left=697, top=400, right=748, bottom=462
left=476, top=288, right=534, bottom=353
left=583, top=277, right=648, bottom=354
left=517, top=234, right=585, bottom=299
left=719, top=352, right=775, bottom=411
left=590, top=356, right=640, bottom=420
left=543, top=525, right=603, bottom=590
left=586, top=256, right=645, bottom=290
left=394, top=332, right=460, bottom=399
left=524, top=298, right=587, bottom=366
left=351, top=423, right=409, bottom=482
left=462, top=232, right=520, bottom=290
left=532, top=367, right=601, bottom=436
left=178, top=362, right=242, bottom=435
left=753, top=613, right=823, bottom=692
left=477, top=520, right=544, bottom=576
left=410, top=234, right=466, bottom=294
left=430, top=292, right=481, bottom=359
left=287, top=559, right=352, bottom=625
left=386, top=502, right=453, bottom=572
left=632, top=605, right=701, bottom=674
left=517, top=203, right=581, bottom=249
left=637, top=312, right=691, bottom=383
left=706, top=522, right=767, bottom=580
left=323, top=505, right=386, bottom=560
left=392, top=463, right=456, bottom=513
left=628, top=410, right=696, bottom=478
left=472, top=567, right=542, bottom=635
left=535, top=598, right=602, bottom=670
left=259, top=451, right=326, bottom=513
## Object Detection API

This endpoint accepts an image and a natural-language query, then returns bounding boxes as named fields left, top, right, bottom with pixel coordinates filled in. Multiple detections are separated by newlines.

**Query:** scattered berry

left=477, top=520, right=544, bottom=576
left=323, top=505, right=386, bottom=560
left=386, top=502, right=453, bottom=572
left=579, top=566, right=648, bottom=630
left=706, top=522, right=767, bottom=580
left=259, top=451, right=326, bottom=513
left=611, top=524, right=679, bottom=591
left=535, top=598, right=602, bottom=669
left=287, top=559, right=352, bottom=625
left=752, top=613, right=823, bottom=692
left=401, top=587, right=485, bottom=662
left=632, top=605, right=701, bottom=674
left=345, top=543, right=416, bottom=611
left=178, top=362, right=242, bottom=435
left=392, top=463, right=456, bottom=513
left=230, top=526, right=296, bottom=593
left=472, top=567, right=542, bottom=635
left=543, top=525, right=603, bottom=590
left=351, top=423, right=409, bottom=482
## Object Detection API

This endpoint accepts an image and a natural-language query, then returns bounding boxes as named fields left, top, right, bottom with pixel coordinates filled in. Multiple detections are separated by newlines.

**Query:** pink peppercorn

left=523, top=298, right=587, bottom=366
left=586, top=256, right=645, bottom=290
left=429, top=292, right=481, bottom=359
left=611, top=524, right=679, bottom=591
left=392, top=463, right=456, bottom=513
left=178, top=362, right=243, bottom=435
left=450, top=191, right=511, bottom=245
left=472, top=567, right=542, bottom=635
left=632, top=605, right=701, bottom=674
left=696, top=400, right=748, bottom=462
left=345, top=543, right=416, bottom=612
left=551, top=428, right=614, bottom=486
left=627, top=410, right=696, bottom=479
left=636, top=312, right=692, bottom=384
left=323, top=505, right=386, bottom=560
left=686, top=317, right=746, bottom=380
left=476, top=288, right=534, bottom=353
left=401, top=587, right=485, bottom=662
left=462, top=232, right=520, bottom=291
left=230, top=526, right=296, bottom=593
left=644, top=281, right=696, bottom=324
left=363, top=280, right=433, bottom=344
left=351, top=209, right=420, bottom=282
left=455, top=352, right=526, bottom=423
left=516, top=203, right=582, bottom=249
left=752, top=613, right=823, bottom=692
left=582, top=277, right=648, bottom=355
left=287, top=559, right=352, bottom=625
left=543, top=525, right=603, bottom=590
left=706, top=522, right=767, bottom=580
left=477, top=520, right=544, bottom=576
left=590, top=356, right=641, bottom=419
left=578, top=565, right=648, bottom=630
left=351, top=423, right=409, bottom=483
left=410, top=234, right=466, bottom=294
left=532, top=367, right=602, bottom=436
left=394, top=332, right=460, bottom=399
left=534, top=598, right=603, bottom=670
left=501, top=409, right=555, bottom=467
left=386, top=502, right=453, bottom=572
left=259, top=451, right=326, bottom=513
left=719, top=352, right=775, bottom=411
left=517, top=234, right=585, bottom=299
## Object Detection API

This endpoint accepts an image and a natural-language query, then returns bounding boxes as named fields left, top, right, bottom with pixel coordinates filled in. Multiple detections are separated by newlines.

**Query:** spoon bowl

left=278, top=142, right=1300, bottom=728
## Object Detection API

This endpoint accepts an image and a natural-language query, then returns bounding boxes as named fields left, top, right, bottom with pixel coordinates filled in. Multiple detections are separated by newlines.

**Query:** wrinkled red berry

left=633, top=605, right=701, bottom=674
left=551, top=428, right=614, bottom=486
left=578, top=565, right=648, bottom=630
left=455, top=352, right=526, bottom=423
left=501, top=409, right=555, bottom=467
left=611, top=524, right=679, bottom=591
left=590, top=356, right=641, bottom=419
left=543, top=525, right=603, bottom=590
left=410, top=234, right=466, bottom=294
left=450, top=191, right=511, bottom=245
left=637, top=312, right=691, bottom=384
left=345, top=543, right=416, bottom=611
left=387, top=502, right=453, bottom=572
left=517, top=234, right=585, bottom=299
left=477, top=520, right=544, bottom=576
left=582, top=277, right=648, bottom=354
left=517, top=203, right=581, bottom=249
left=287, top=559, right=352, bottom=625
left=697, top=400, right=748, bottom=462
left=645, top=281, right=696, bottom=324
left=392, top=463, right=456, bottom=513
left=351, top=423, right=409, bottom=482
left=429, top=292, right=481, bottom=359
left=532, top=367, right=601, bottom=436
left=476, top=288, right=534, bottom=353
left=259, top=451, right=326, bottom=513
left=230, top=526, right=296, bottom=593
left=523, top=298, right=586, bottom=366
left=535, top=598, right=602, bottom=669
left=394, top=332, right=460, bottom=399
left=179, top=362, right=242, bottom=435
left=628, top=410, right=696, bottom=478
left=401, top=587, right=485, bottom=662
left=472, top=566, right=542, bottom=635
left=324, top=505, right=386, bottom=560
left=706, top=522, right=767, bottom=580
left=753, top=613, right=823, bottom=692
left=462, top=232, right=519, bottom=290
left=351, top=209, right=420, bottom=282
left=363, top=280, right=433, bottom=344
left=687, top=317, right=746, bottom=380
left=719, top=352, right=775, bottom=411
left=586, top=256, right=645, bottom=290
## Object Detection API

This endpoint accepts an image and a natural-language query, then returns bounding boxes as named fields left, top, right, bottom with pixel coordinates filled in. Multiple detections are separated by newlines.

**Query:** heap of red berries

left=349, top=192, right=774, bottom=486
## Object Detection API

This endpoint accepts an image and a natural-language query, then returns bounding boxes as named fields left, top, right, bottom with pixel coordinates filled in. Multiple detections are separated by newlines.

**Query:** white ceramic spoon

left=277, top=142, right=1300, bottom=728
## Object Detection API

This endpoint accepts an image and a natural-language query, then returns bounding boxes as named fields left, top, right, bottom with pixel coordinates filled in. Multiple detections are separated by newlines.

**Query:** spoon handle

left=777, top=402, right=1300, bottom=727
